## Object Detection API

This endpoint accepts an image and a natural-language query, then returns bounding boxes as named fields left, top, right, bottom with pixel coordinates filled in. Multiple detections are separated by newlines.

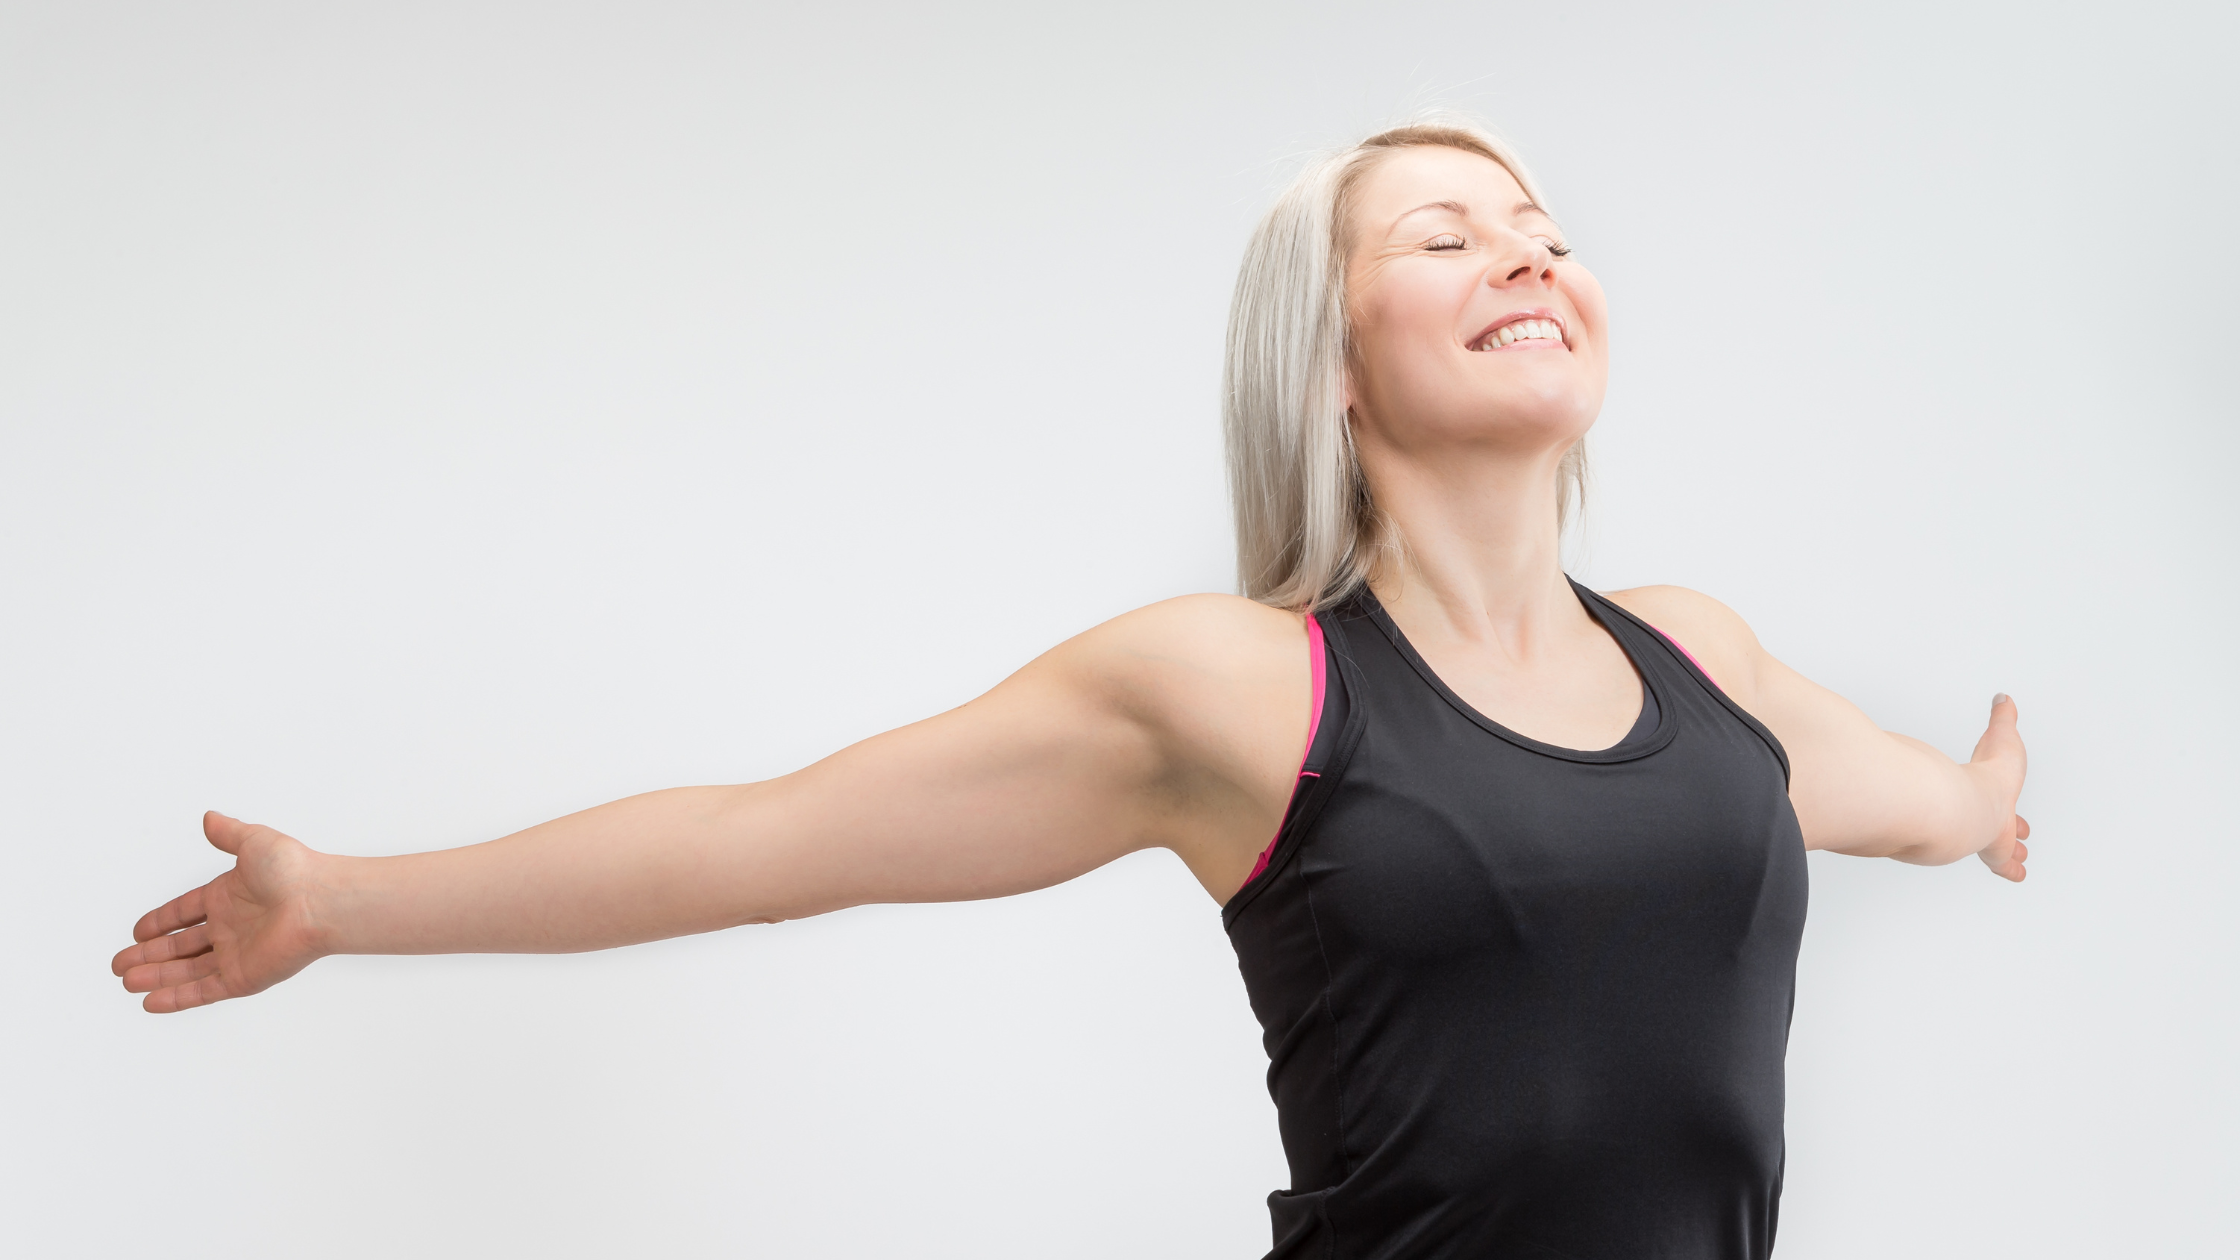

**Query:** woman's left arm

left=1609, top=587, right=2030, bottom=881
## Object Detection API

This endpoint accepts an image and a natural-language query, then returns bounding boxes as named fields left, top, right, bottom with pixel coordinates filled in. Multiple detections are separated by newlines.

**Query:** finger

left=2015, top=813, right=2031, bottom=840
left=133, top=886, right=208, bottom=944
left=122, top=951, right=221, bottom=995
left=112, top=923, right=212, bottom=976
left=145, top=970, right=233, bottom=1014
left=204, top=811, right=247, bottom=856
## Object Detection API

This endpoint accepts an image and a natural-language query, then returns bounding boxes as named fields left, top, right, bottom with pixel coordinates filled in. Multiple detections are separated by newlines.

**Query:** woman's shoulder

left=1597, top=584, right=1765, bottom=702
left=1107, top=591, right=1305, bottom=637
left=1036, top=593, right=1313, bottom=806
left=1059, top=593, right=1307, bottom=690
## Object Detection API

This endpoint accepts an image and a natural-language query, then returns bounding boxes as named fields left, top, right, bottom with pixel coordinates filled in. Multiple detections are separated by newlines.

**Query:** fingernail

left=1993, top=693, right=2010, bottom=707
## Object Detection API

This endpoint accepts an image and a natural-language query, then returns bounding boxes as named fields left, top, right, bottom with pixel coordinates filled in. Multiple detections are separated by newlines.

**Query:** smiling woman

left=112, top=112, right=2029, bottom=1260
left=1228, top=121, right=1593, bottom=615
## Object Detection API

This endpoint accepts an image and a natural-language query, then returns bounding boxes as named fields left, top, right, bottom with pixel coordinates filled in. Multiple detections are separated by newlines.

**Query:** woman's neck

left=1361, top=442, right=1587, bottom=658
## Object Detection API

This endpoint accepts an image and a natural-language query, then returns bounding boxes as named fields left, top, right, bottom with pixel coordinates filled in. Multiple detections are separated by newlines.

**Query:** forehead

left=1352, top=145, right=1528, bottom=231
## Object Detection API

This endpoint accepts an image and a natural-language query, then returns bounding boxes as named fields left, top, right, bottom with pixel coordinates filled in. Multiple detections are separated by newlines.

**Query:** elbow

left=1818, top=835, right=1965, bottom=865
left=1816, top=801, right=1986, bottom=867
left=1885, top=838, right=1972, bottom=867
left=1896, top=786, right=2009, bottom=868
left=1882, top=805, right=2000, bottom=867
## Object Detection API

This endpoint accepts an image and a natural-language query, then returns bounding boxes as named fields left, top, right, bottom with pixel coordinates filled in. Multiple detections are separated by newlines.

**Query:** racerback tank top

left=1223, top=577, right=1809, bottom=1260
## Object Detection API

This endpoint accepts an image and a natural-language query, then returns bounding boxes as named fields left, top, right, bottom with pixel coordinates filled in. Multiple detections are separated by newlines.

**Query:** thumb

left=203, top=810, right=248, bottom=856
left=1970, top=693, right=2022, bottom=765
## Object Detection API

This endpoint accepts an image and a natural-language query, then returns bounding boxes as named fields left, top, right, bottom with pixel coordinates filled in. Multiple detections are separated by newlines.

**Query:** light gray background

left=5, top=2, right=2233, bottom=1256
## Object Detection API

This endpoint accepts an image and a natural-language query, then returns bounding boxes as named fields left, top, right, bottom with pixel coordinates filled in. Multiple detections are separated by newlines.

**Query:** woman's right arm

left=112, top=595, right=1312, bottom=1013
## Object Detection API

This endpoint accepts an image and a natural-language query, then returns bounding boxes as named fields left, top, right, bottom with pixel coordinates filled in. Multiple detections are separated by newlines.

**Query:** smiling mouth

left=1473, top=316, right=1567, bottom=351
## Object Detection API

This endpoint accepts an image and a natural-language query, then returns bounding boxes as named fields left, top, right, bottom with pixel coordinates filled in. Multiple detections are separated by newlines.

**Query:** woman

left=112, top=118, right=2029, bottom=1259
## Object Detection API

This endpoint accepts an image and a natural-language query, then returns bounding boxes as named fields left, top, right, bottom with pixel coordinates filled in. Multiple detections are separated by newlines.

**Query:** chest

left=1299, top=699, right=1808, bottom=971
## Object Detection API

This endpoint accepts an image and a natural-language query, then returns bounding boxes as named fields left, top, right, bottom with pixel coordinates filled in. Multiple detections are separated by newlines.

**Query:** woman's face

left=1343, top=145, right=1609, bottom=459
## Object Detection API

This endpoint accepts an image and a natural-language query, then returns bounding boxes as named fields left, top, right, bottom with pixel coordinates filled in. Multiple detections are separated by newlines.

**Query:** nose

left=1486, top=231, right=1558, bottom=289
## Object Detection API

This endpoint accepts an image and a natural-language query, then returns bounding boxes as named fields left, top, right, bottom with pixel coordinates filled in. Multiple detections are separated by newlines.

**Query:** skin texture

left=114, top=144, right=2028, bottom=1015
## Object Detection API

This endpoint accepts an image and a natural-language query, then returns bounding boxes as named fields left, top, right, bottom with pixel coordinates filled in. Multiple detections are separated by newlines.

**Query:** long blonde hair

left=1223, top=114, right=1587, bottom=611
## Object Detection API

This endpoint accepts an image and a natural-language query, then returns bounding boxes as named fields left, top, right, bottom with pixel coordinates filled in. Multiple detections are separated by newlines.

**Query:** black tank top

left=1223, top=578, right=1809, bottom=1259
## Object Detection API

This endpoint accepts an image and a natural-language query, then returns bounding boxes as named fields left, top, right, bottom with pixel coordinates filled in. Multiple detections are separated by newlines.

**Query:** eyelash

left=1425, top=234, right=1573, bottom=258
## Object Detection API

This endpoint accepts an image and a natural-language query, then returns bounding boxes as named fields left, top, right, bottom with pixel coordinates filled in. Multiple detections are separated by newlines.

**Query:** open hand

left=1968, top=694, right=2031, bottom=882
left=112, top=812, right=332, bottom=1013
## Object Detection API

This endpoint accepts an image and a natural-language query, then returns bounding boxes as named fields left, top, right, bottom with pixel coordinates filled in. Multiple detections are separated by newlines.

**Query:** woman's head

left=1225, top=116, right=1607, bottom=610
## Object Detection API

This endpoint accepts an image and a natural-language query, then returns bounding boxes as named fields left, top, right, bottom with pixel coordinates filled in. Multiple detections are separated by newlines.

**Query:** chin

left=1476, top=386, right=1601, bottom=445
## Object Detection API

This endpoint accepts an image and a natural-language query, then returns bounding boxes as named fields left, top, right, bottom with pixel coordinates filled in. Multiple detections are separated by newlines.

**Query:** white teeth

left=1480, top=319, right=1565, bottom=350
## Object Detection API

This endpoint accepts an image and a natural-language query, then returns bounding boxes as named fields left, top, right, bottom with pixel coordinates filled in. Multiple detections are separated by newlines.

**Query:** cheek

left=1566, top=272, right=1611, bottom=339
left=1353, top=291, right=1455, bottom=387
left=1361, top=267, right=1472, bottom=340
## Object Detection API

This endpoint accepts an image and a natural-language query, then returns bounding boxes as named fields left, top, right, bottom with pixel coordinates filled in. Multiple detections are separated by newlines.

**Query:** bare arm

left=112, top=595, right=1311, bottom=1012
left=1607, top=587, right=2030, bottom=880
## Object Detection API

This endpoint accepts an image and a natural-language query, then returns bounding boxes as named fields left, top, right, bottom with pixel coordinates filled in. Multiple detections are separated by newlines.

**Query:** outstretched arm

left=1748, top=658, right=2029, bottom=876
left=1608, top=586, right=2029, bottom=880
left=112, top=596, right=1312, bottom=1013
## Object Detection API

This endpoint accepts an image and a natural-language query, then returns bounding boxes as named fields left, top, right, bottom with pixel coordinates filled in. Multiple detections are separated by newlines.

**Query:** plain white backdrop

left=5, top=2, right=2234, bottom=1256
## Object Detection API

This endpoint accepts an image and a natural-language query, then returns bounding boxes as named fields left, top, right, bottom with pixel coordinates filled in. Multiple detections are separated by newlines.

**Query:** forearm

left=315, top=784, right=778, bottom=956
left=1760, top=654, right=2016, bottom=865
left=1874, top=734, right=2005, bottom=865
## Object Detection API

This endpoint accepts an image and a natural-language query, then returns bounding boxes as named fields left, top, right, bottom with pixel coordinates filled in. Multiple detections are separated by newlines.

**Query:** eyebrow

left=1391, top=199, right=1470, bottom=229
left=1390, top=199, right=1562, bottom=232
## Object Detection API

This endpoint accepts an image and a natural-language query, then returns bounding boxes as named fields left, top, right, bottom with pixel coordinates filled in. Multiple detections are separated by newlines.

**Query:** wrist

left=1957, top=759, right=2010, bottom=853
left=301, top=850, right=369, bottom=957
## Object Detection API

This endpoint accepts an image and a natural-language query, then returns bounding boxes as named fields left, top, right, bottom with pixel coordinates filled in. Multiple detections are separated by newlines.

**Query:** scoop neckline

left=1357, top=577, right=1679, bottom=765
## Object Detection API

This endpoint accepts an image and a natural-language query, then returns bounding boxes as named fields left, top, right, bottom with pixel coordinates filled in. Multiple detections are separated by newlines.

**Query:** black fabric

left=1223, top=578, right=1809, bottom=1260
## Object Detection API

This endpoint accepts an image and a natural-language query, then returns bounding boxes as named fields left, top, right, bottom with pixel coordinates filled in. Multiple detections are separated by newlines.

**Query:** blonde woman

left=113, top=118, right=2029, bottom=1259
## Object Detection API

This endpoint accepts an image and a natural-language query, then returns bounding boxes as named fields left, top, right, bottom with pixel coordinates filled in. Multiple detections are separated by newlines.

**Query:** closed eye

left=1425, top=234, right=1468, bottom=251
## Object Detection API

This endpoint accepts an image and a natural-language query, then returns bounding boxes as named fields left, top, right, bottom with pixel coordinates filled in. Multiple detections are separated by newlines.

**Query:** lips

left=1471, top=309, right=1568, bottom=351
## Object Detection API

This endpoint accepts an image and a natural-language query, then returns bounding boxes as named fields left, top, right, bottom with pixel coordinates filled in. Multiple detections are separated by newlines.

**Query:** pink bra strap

left=1647, top=623, right=1719, bottom=690
left=1240, top=612, right=1326, bottom=889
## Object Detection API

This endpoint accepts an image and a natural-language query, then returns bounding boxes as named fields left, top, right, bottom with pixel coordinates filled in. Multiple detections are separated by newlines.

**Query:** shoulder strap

left=1574, top=581, right=1793, bottom=786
